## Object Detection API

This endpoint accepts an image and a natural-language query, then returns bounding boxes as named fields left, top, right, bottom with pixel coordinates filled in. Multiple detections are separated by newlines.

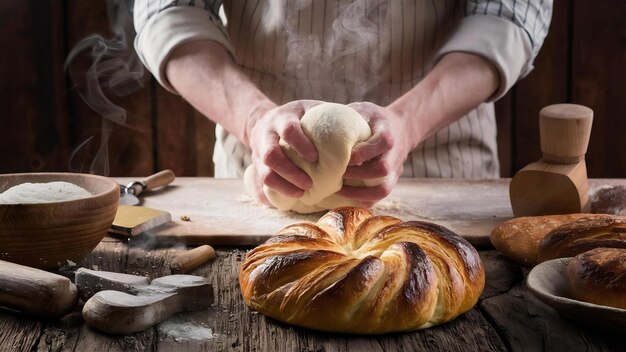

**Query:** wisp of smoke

left=65, top=0, right=144, bottom=176
left=264, top=0, right=388, bottom=102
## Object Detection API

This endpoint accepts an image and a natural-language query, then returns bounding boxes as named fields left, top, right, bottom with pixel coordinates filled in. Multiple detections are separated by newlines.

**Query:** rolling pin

left=78, top=269, right=212, bottom=334
left=0, top=260, right=78, bottom=318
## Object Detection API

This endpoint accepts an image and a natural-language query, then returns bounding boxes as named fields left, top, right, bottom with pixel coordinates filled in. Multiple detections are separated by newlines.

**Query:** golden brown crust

left=538, top=215, right=626, bottom=262
left=490, top=214, right=591, bottom=266
left=239, top=207, right=485, bottom=334
left=568, top=248, right=626, bottom=309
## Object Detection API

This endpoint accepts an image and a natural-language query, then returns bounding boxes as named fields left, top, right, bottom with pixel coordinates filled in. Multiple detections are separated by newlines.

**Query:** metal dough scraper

left=111, top=170, right=175, bottom=236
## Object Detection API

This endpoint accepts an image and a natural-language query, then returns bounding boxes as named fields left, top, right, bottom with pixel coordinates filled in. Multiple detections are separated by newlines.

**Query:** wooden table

left=0, top=178, right=624, bottom=351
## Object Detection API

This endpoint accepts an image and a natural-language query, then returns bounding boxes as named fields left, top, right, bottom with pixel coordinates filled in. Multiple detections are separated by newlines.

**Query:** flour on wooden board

left=0, top=181, right=92, bottom=204
left=234, top=194, right=319, bottom=223
left=158, top=320, right=215, bottom=341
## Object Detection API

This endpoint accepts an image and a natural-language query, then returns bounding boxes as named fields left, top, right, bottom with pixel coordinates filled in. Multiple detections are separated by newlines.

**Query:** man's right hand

left=165, top=42, right=320, bottom=202
left=246, top=100, right=323, bottom=200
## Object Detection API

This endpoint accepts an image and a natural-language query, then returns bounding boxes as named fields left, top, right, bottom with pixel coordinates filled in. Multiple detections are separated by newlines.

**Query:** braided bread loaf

left=239, top=207, right=485, bottom=334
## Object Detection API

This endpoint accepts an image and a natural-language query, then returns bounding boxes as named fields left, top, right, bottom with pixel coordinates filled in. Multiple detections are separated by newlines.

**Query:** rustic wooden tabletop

left=0, top=178, right=624, bottom=351
left=0, top=239, right=622, bottom=351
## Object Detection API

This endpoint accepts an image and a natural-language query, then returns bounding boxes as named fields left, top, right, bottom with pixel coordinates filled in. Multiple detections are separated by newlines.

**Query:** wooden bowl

left=0, top=173, right=119, bottom=269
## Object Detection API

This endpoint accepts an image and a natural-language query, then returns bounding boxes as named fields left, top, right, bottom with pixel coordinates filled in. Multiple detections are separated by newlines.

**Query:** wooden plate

left=527, top=258, right=626, bottom=332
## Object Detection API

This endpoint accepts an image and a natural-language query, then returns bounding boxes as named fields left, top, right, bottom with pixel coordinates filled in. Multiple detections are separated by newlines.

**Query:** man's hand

left=339, top=53, right=499, bottom=206
left=337, top=102, right=421, bottom=207
left=247, top=100, right=323, bottom=200
left=166, top=42, right=324, bottom=203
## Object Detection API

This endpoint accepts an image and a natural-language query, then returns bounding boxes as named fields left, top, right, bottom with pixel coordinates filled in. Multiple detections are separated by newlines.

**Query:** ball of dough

left=244, top=103, right=382, bottom=213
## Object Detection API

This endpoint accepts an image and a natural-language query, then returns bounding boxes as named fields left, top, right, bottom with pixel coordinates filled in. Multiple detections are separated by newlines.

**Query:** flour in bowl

left=0, top=181, right=92, bottom=204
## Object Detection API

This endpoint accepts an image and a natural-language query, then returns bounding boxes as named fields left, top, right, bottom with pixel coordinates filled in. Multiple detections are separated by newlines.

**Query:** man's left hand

left=337, top=102, right=421, bottom=207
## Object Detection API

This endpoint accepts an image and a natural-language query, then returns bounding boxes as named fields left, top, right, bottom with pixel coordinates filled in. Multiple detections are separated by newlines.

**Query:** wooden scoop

left=81, top=272, right=212, bottom=334
left=0, top=260, right=78, bottom=318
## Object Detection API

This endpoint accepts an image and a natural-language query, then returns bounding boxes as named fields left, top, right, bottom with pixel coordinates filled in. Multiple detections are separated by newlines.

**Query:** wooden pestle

left=510, top=104, right=593, bottom=217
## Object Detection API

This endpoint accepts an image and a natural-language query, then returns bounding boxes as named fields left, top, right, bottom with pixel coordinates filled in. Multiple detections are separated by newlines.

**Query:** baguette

left=538, top=215, right=626, bottom=262
left=490, top=214, right=591, bottom=266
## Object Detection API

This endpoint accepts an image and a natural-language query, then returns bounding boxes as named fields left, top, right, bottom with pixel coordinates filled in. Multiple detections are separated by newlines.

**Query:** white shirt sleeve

left=436, top=1, right=553, bottom=101
left=133, top=0, right=234, bottom=93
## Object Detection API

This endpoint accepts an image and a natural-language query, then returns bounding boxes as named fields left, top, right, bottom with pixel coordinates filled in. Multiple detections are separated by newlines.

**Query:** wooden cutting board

left=113, top=178, right=625, bottom=247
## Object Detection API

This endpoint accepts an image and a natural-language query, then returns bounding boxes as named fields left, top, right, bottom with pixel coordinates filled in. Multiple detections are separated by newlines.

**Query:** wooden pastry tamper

left=510, top=104, right=593, bottom=217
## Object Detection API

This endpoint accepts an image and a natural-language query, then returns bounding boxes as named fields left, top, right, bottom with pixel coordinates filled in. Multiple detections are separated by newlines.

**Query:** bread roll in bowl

left=568, top=248, right=626, bottom=309
left=239, top=207, right=485, bottom=334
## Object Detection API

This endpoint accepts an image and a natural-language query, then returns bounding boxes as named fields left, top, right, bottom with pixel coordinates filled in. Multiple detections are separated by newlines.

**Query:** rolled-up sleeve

left=133, top=0, right=234, bottom=93
left=437, top=1, right=553, bottom=100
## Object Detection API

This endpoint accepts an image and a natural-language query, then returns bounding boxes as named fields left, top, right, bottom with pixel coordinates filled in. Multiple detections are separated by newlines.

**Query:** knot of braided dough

left=239, top=207, right=485, bottom=334
left=244, top=103, right=384, bottom=214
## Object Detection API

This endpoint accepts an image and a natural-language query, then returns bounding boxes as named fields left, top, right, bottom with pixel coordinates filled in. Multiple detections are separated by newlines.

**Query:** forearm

left=389, top=52, right=499, bottom=149
left=165, top=40, right=274, bottom=146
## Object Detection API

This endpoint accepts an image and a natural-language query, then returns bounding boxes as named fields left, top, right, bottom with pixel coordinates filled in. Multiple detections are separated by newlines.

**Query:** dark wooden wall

left=1, top=0, right=625, bottom=178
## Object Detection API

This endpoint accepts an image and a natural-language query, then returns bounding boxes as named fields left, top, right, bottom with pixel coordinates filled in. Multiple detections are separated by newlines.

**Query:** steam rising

left=266, top=0, right=388, bottom=101
left=64, top=0, right=388, bottom=175
left=65, top=0, right=143, bottom=176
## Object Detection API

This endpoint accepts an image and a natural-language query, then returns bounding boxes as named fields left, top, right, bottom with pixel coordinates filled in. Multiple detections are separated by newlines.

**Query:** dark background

left=1, top=0, right=624, bottom=178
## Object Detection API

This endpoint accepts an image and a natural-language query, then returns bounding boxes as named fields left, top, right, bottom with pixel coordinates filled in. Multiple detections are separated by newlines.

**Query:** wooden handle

left=540, top=104, right=593, bottom=164
left=0, top=260, right=78, bottom=318
left=170, top=245, right=217, bottom=274
left=142, top=169, right=175, bottom=192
